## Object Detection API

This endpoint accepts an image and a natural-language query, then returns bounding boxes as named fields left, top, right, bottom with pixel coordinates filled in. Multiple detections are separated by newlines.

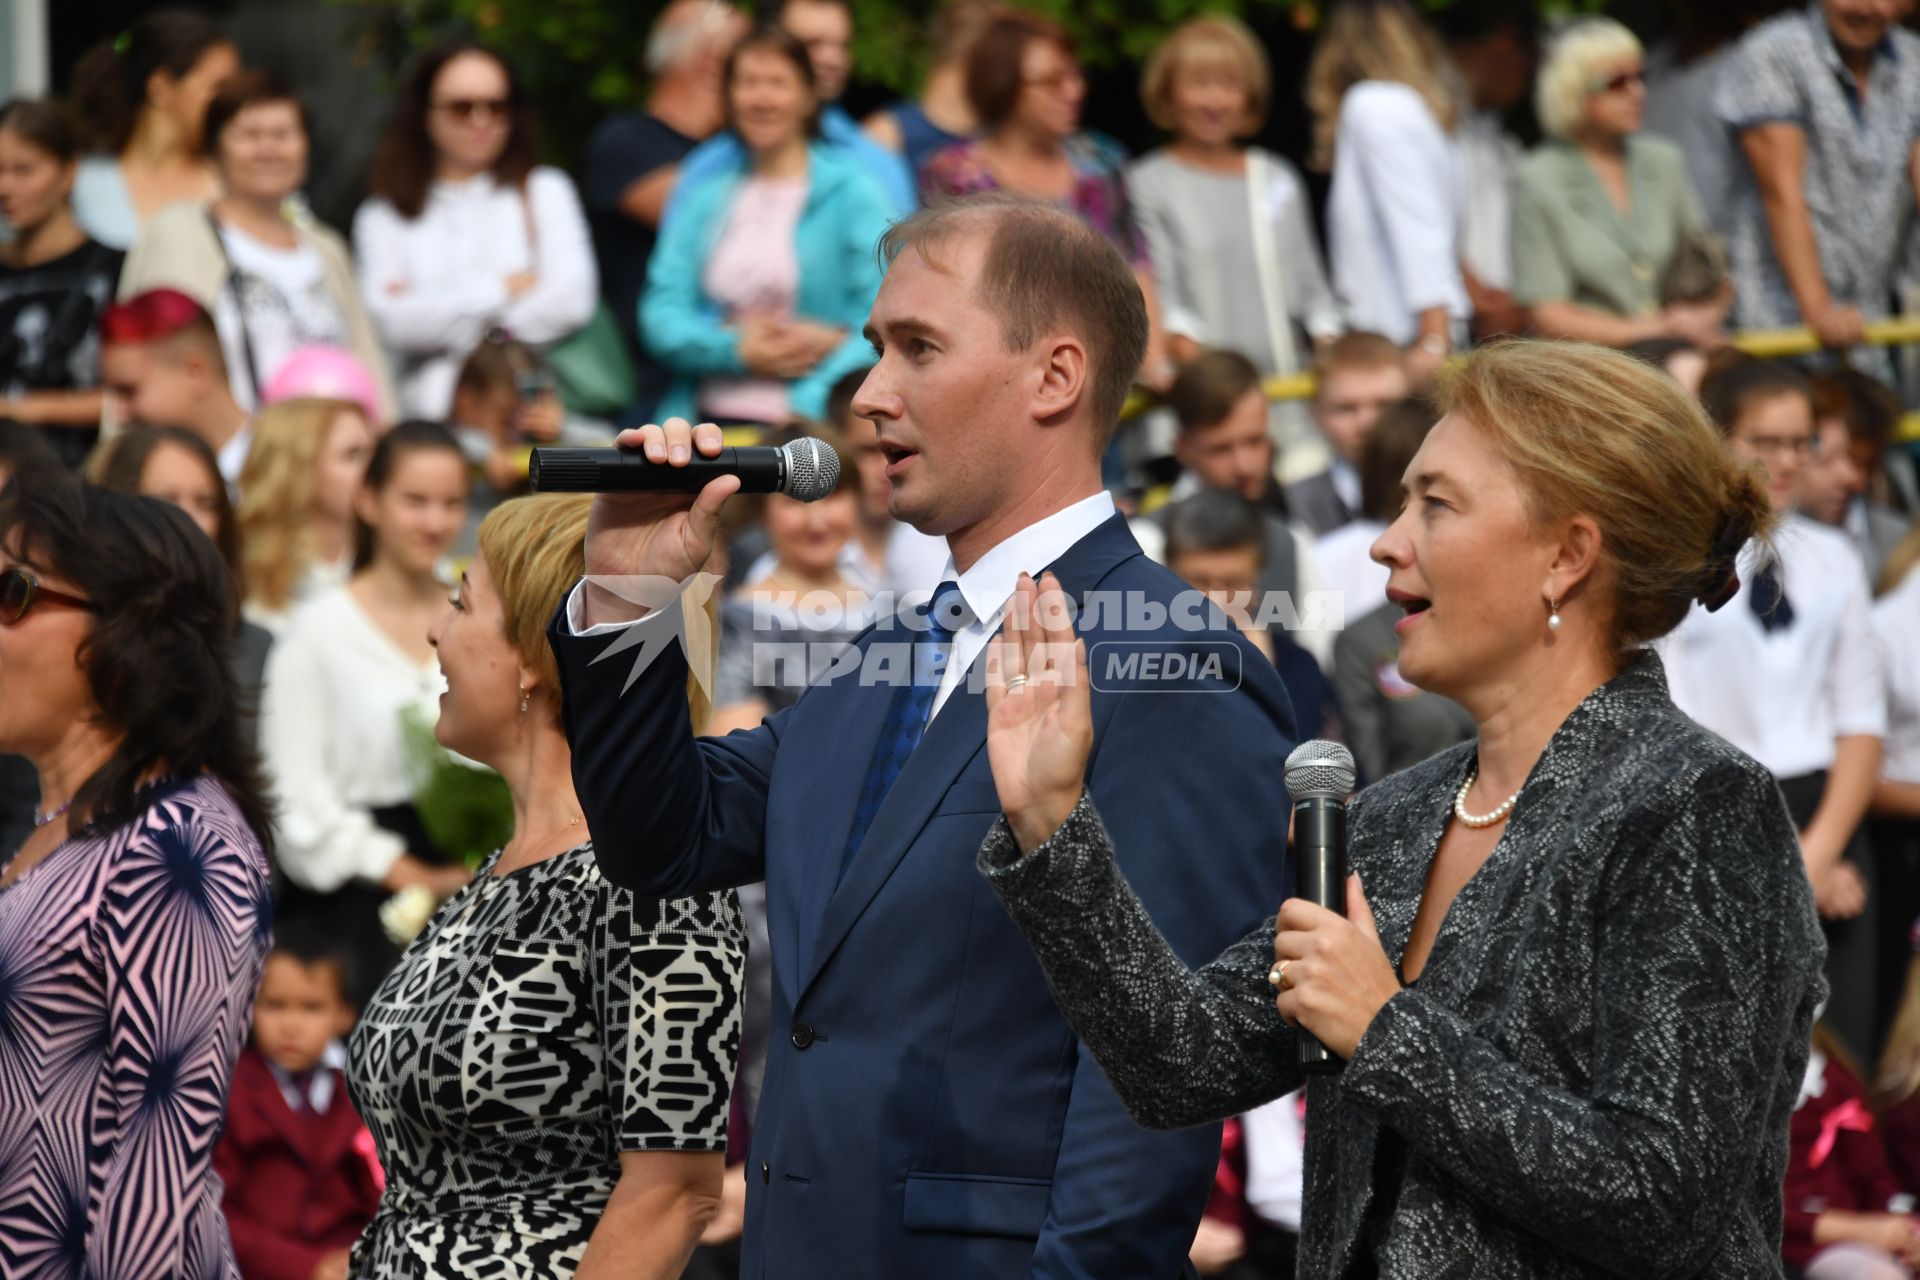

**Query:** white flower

left=380, top=885, right=439, bottom=946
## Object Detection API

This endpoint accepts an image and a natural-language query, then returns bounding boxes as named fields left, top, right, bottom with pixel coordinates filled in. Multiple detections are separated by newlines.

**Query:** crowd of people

left=0, top=0, right=1919, bottom=1276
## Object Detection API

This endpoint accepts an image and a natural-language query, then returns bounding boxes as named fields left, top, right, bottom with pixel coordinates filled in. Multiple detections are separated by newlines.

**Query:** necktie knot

left=1749, top=560, right=1795, bottom=634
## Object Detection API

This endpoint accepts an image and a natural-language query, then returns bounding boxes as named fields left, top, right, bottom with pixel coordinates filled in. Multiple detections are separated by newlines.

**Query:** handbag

left=516, top=183, right=638, bottom=416
left=1661, top=229, right=1729, bottom=306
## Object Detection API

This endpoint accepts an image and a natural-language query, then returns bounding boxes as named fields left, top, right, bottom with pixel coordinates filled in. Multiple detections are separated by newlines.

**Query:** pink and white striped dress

left=0, top=775, right=272, bottom=1279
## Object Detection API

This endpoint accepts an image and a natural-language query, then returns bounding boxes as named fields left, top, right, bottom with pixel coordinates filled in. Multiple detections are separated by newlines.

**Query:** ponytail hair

left=69, top=9, right=228, bottom=153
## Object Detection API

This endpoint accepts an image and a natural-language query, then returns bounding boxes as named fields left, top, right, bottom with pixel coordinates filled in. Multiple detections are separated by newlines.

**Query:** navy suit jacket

left=550, top=514, right=1295, bottom=1278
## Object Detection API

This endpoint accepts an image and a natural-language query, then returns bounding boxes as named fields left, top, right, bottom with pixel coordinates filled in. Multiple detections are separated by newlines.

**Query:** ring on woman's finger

left=1267, top=960, right=1290, bottom=990
left=1005, top=674, right=1029, bottom=692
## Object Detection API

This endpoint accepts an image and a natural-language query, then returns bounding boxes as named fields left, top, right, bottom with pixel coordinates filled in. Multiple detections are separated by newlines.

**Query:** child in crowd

left=1283, top=332, right=1408, bottom=534
left=1133, top=349, right=1330, bottom=663
left=213, top=921, right=382, bottom=1280
left=1786, top=1021, right=1920, bottom=1278
left=1161, top=487, right=1339, bottom=743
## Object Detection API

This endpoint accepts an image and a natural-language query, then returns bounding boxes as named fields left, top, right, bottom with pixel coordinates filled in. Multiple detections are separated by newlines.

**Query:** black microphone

left=529, top=437, right=841, bottom=500
left=1285, top=739, right=1357, bottom=1074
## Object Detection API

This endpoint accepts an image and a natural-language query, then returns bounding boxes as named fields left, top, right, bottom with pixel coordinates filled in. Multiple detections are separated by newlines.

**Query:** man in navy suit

left=549, top=195, right=1296, bottom=1278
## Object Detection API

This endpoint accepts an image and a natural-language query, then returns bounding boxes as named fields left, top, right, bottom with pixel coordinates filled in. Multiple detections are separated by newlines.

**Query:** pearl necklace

left=32, top=799, right=71, bottom=829
left=1454, top=768, right=1521, bottom=828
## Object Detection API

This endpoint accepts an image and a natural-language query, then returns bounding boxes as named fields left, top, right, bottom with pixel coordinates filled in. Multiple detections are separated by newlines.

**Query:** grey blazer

left=979, top=653, right=1824, bottom=1278
left=1283, top=469, right=1357, bottom=538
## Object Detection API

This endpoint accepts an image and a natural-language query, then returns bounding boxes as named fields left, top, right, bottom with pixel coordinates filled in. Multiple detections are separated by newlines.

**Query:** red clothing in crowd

left=1878, top=1088, right=1920, bottom=1197
left=212, top=1045, right=383, bottom=1280
left=1784, top=1050, right=1915, bottom=1269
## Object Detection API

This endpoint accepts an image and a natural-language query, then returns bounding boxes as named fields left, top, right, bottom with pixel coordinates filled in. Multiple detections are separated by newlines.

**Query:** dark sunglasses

left=1596, top=68, right=1646, bottom=94
left=0, top=566, right=97, bottom=626
left=433, top=97, right=511, bottom=122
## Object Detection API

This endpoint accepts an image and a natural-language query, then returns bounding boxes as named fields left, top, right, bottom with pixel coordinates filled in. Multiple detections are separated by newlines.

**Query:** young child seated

left=214, top=921, right=382, bottom=1280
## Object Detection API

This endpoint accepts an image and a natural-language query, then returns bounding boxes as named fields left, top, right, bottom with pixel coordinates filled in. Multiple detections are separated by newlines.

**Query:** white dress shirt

left=1312, top=518, right=1389, bottom=622
left=566, top=491, right=1119, bottom=721
left=260, top=586, right=447, bottom=892
left=353, top=166, right=598, bottom=419
left=926, top=490, right=1116, bottom=720
left=1326, top=82, right=1469, bottom=345
left=1242, top=1092, right=1307, bottom=1233
left=1875, top=566, right=1920, bottom=785
left=1662, top=515, right=1886, bottom=778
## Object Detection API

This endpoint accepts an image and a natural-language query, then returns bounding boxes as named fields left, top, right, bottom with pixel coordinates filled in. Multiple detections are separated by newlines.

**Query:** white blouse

left=1663, top=514, right=1886, bottom=778
left=260, top=585, right=446, bottom=893
left=1326, top=81, right=1469, bottom=345
left=352, top=166, right=597, bottom=419
left=1875, top=566, right=1920, bottom=786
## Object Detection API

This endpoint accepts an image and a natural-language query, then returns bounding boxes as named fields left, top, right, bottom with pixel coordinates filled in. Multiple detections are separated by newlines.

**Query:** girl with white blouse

left=1664, top=358, right=1887, bottom=1060
left=353, top=40, right=596, bottom=420
left=1305, top=0, right=1467, bottom=383
left=261, top=420, right=473, bottom=999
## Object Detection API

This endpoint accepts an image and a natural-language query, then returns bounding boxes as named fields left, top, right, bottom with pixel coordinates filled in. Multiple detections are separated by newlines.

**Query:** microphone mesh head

left=781, top=437, right=841, bottom=502
left=1285, top=739, right=1356, bottom=802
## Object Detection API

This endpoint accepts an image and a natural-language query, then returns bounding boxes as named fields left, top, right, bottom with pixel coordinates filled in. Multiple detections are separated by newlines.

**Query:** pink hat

left=261, top=346, right=383, bottom=424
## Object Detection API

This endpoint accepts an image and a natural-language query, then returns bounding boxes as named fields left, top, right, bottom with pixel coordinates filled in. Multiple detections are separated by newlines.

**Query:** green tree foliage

left=332, top=0, right=1590, bottom=167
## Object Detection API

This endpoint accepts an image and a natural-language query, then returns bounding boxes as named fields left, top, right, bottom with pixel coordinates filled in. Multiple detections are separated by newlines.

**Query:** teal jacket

left=641, top=140, right=894, bottom=423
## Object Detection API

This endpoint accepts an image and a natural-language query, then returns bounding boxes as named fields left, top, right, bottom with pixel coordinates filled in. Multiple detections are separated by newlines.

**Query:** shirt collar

left=1811, top=2, right=1898, bottom=76
left=938, top=490, right=1117, bottom=630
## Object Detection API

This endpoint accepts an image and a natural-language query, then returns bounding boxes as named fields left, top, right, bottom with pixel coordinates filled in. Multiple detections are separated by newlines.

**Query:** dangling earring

left=1547, top=596, right=1562, bottom=633
left=518, top=686, right=530, bottom=714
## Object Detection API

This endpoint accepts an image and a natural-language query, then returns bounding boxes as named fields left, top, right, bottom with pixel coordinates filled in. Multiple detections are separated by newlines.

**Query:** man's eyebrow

left=866, top=317, right=941, bottom=347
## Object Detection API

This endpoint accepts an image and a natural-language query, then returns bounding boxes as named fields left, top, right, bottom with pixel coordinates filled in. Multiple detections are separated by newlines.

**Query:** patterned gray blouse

left=979, top=653, right=1825, bottom=1278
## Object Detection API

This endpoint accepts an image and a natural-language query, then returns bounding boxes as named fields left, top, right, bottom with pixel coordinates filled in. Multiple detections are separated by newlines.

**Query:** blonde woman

left=1129, top=17, right=1341, bottom=450
left=349, top=494, right=743, bottom=1278
left=1512, top=19, right=1729, bottom=348
left=976, top=340, right=1821, bottom=1277
left=237, top=397, right=376, bottom=634
left=1307, top=0, right=1465, bottom=381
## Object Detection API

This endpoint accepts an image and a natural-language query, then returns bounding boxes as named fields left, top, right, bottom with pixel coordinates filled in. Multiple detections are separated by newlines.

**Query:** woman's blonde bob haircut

left=1305, top=0, right=1458, bottom=171
left=1140, top=16, right=1271, bottom=136
left=1436, top=341, right=1775, bottom=656
left=1535, top=18, right=1643, bottom=140
left=237, top=397, right=366, bottom=613
left=475, top=494, right=719, bottom=732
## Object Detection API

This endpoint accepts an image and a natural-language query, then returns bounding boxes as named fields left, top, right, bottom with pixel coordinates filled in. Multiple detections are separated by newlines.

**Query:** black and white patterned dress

left=345, top=842, right=744, bottom=1278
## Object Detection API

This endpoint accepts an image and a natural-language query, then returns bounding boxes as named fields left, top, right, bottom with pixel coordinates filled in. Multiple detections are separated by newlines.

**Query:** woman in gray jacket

left=976, top=340, right=1825, bottom=1278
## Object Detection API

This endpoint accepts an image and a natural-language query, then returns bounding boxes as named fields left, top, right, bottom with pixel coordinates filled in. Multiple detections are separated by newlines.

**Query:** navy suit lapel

left=796, top=514, right=1142, bottom=998
left=789, top=613, right=911, bottom=986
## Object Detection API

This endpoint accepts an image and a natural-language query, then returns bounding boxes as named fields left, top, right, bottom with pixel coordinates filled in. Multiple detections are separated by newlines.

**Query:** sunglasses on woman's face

left=433, top=97, right=510, bottom=123
left=0, top=566, right=97, bottom=626
left=1595, top=68, right=1646, bottom=95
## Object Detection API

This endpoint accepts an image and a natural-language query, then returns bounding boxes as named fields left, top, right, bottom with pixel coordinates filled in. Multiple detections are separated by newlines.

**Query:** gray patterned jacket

left=979, top=653, right=1825, bottom=1278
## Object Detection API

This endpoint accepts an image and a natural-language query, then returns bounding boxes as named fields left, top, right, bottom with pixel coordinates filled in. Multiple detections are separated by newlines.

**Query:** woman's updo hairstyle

left=1436, top=340, right=1775, bottom=656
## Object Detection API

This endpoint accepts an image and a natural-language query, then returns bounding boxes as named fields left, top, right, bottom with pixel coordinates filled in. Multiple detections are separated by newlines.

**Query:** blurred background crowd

left=5, top=0, right=1920, bottom=1276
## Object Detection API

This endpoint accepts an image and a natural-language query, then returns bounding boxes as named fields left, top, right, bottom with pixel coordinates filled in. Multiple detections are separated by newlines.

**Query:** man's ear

left=1032, top=334, right=1090, bottom=424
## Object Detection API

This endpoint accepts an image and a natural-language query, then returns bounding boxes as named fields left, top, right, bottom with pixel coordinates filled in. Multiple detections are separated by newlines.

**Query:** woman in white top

left=1664, top=358, right=1887, bottom=1059
left=1129, top=17, right=1341, bottom=453
left=1305, top=0, right=1467, bottom=383
left=353, top=39, right=596, bottom=420
left=119, top=71, right=398, bottom=419
left=236, top=396, right=376, bottom=635
left=68, top=11, right=238, bottom=251
left=261, top=420, right=472, bottom=1000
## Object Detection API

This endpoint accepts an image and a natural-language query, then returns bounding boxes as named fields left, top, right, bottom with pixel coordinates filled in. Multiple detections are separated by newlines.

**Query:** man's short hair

left=98, top=288, right=230, bottom=380
left=879, top=195, right=1148, bottom=445
left=1312, top=331, right=1404, bottom=387
left=1163, top=488, right=1267, bottom=566
left=826, top=366, right=869, bottom=427
left=1168, top=348, right=1262, bottom=433
left=1812, top=368, right=1902, bottom=450
left=645, top=0, right=740, bottom=75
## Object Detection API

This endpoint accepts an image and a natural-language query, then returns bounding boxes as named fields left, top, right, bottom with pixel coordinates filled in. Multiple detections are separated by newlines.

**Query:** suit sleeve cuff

left=565, top=578, right=653, bottom=636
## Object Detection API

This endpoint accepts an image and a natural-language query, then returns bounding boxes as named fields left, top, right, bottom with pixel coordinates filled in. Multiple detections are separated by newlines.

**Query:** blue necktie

left=1750, top=561, right=1795, bottom=634
left=840, top=581, right=963, bottom=881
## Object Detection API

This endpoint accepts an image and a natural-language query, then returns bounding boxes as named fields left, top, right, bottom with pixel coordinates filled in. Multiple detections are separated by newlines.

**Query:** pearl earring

left=1547, top=597, right=1562, bottom=633
left=519, top=687, right=530, bottom=714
